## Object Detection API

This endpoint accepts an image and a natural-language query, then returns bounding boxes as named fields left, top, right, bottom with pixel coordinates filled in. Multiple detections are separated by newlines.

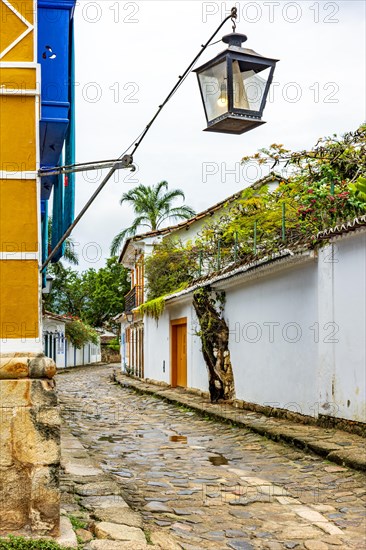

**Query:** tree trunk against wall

left=193, top=287, right=235, bottom=402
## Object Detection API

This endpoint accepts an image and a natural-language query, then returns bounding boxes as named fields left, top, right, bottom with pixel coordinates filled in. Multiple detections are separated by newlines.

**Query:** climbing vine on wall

left=193, top=287, right=235, bottom=403
left=138, top=296, right=166, bottom=321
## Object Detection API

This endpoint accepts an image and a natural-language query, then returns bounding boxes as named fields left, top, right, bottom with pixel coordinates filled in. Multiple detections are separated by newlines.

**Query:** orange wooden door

left=171, top=320, right=187, bottom=387
left=176, top=324, right=187, bottom=387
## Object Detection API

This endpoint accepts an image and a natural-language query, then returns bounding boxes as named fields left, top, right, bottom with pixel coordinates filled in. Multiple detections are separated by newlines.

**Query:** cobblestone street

left=57, top=366, right=366, bottom=550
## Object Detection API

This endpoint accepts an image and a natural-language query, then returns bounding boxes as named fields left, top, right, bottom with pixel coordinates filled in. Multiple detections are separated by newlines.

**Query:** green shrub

left=144, top=237, right=199, bottom=300
left=0, top=535, right=74, bottom=550
left=107, top=337, right=120, bottom=352
left=65, top=319, right=98, bottom=349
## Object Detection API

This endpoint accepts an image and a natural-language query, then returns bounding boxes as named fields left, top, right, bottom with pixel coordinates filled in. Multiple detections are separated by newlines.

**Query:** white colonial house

left=43, top=312, right=101, bottom=369
left=117, top=175, right=366, bottom=426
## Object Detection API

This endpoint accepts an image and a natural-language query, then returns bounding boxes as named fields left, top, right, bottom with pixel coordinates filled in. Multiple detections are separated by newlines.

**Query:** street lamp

left=125, top=311, right=134, bottom=324
left=194, top=33, right=278, bottom=134
left=41, top=7, right=278, bottom=271
left=42, top=274, right=55, bottom=295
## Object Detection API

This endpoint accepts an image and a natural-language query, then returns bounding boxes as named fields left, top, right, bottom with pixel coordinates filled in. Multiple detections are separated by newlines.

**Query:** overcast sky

left=66, top=0, right=365, bottom=271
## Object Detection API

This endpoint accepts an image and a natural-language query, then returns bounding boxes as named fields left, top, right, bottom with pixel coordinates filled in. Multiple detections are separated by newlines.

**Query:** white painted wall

left=318, top=233, right=366, bottom=422
left=65, top=341, right=101, bottom=368
left=144, top=311, right=170, bottom=383
left=143, top=299, right=208, bottom=390
left=123, top=230, right=366, bottom=424
left=224, top=261, right=318, bottom=417
left=43, top=317, right=66, bottom=369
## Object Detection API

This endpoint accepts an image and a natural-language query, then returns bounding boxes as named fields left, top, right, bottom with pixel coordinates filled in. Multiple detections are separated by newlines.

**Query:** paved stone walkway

left=57, top=365, right=366, bottom=550
left=114, top=372, right=366, bottom=472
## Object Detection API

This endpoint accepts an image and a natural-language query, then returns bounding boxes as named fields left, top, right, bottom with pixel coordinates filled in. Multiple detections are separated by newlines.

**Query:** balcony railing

left=124, top=285, right=143, bottom=311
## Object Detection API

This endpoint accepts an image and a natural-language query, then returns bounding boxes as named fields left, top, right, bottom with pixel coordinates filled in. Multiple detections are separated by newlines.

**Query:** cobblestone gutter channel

left=112, top=371, right=366, bottom=473
left=57, top=365, right=366, bottom=550
left=60, top=427, right=178, bottom=549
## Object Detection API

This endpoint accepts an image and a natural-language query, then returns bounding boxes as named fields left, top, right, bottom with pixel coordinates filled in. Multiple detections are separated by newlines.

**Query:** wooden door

left=171, top=318, right=187, bottom=387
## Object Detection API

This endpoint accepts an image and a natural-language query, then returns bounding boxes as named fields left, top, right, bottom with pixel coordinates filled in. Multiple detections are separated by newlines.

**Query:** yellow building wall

left=0, top=260, right=39, bottom=338
left=0, top=0, right=34, bottom=62
left=0, top=179, right=38, bottom=251
left=0, top=67, right=37, bottom=89
left=0, top=2, right=61, bottom=539
left=0, top=96, right=36, bottom=170
left=0, top=0, right=40, bottom=342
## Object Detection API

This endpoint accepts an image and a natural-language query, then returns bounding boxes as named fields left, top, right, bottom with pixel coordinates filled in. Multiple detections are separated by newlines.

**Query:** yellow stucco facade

left=0, top=260, right=39, bottom=338
left=0, top=179, right=38, bottom=251
left=0, top=0, right=40, bottom=342
left=0, top=1, right=61, bottom=538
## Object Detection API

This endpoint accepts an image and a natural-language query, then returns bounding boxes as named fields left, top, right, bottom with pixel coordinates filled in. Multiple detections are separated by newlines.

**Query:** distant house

left=43, top=312, right=101, bottom=368
left=117, top=173, right=282, bottom=377
left=116, top=176, right=366, bottom=425
left=99, top=329, right=121, bottom=363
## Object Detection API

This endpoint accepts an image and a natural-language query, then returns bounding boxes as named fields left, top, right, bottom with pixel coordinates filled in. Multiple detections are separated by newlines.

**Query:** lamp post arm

left=41, top=161, right=134, bottom=272
left=40, top=7, right=237, bottom=272
left=130, top=7, right=237, bottom=158
left=38, top=157, right=135, bottom=177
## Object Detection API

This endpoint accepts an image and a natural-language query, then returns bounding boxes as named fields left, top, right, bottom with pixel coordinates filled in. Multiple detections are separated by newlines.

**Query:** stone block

left=0, top=356, right=29, bottom=379
left=89, top=541, right=153, bottom=550
left=34, top=407, right=61, bottom=428
left=30, top=465, right=60, bottom=535
left=0, top=409, right=13, bottom=467
left=94, top=522, right=146, bottom=543
left=0, top=353, right=56, bottom=380
left=82, top=495, right=128, bottom=510
left=0, top=465, right=31, bottom=533
left=55, top=516, right=78, bottom=548
left=29, top=355, right=56, bottom=379
left=13, top=407, right=60, bottom=465
left=76, top=481, right=121, bottom=497
left=0, top=356, right=59, bottom=537
left=0, top=379, right=31, bottom=407
left=63, top=463, right=103, bottom=477
left=0, top=379, right=57, bottom=408
left=30, top=379, right=58, bottom=408
left=93, top=506, right=142, bottom=527
left=149, top=531, right=182, bottom=549
left=76, top=528, right=93, bottom=542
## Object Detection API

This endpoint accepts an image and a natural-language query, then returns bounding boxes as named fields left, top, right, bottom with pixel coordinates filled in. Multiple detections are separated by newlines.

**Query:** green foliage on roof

left=144, top=125, right=366, bottom=302
left=138, top=296, right=166, bottom=321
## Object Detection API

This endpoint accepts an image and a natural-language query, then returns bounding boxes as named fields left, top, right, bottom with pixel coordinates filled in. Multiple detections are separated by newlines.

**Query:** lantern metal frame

left=194, top=33, right=279, bottom=135
left=125, top=311, right=134, bottom=324
left=42, top=274, right=55, bottom=294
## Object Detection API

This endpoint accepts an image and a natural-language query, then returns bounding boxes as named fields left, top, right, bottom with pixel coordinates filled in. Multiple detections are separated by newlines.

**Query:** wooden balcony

left=124, top=285, right=143, bottom=311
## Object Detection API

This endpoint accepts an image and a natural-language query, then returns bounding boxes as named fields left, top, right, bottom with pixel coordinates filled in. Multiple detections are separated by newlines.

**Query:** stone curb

left=60, top=425, right=180, bottom=549
left=0, top=353, right=56, bottom=379
left=113, top=373, right=366, bottom=473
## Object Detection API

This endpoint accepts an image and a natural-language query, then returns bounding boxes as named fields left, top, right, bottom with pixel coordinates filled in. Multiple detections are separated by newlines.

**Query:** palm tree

left=110, top=181, right=195, bottom=255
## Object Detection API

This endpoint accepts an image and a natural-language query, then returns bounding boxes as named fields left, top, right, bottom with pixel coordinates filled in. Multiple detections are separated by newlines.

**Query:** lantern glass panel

left=198, top=60, right=228, bottom=122
left=232, top=60, right=271, bottom=113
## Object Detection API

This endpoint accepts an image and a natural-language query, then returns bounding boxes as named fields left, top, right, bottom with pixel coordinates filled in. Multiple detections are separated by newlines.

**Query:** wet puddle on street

left=209, top=453, right=229, bottom=466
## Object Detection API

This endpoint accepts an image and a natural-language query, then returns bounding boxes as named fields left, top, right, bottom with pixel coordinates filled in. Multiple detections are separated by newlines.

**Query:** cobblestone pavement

left=57, top=366, right=366, bottom=550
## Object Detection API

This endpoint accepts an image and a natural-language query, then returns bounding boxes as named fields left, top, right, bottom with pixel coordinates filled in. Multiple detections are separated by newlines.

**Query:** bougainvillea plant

left=65, top=319, right=98, bottom=349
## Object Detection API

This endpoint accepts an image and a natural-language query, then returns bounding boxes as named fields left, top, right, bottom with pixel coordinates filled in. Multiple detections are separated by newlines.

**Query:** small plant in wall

left=138, top=296, right=165, bottom=321
left=193, top=287, right=235, bottom=403
left=123, top=362, right=132, bottom=376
